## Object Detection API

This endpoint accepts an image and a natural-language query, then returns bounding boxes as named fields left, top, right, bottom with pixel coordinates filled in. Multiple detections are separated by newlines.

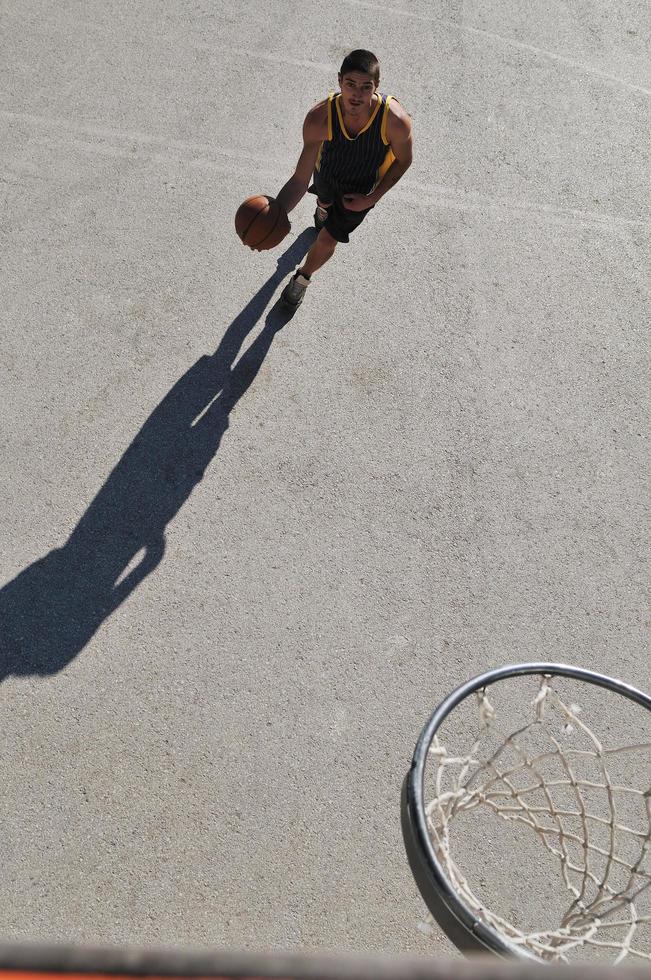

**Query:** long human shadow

left=0, top=230, right=315, bottom=681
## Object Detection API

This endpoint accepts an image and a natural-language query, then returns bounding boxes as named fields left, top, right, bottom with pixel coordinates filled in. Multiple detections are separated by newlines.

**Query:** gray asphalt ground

left=1, top=0, right=649, bottom=961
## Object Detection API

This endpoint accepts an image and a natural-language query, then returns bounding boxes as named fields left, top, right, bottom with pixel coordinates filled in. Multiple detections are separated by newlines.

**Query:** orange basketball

left=235, top=195, right=290, bottom=250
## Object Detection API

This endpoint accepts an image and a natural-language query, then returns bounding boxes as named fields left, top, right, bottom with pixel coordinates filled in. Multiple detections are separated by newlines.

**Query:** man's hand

left=342, top=193, right=376, bottom=212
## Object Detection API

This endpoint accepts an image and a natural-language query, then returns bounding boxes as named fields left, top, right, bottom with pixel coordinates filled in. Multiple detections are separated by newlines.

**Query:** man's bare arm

left=368, top=106, right=413, bottom=205
left=275, top=105, right=327, bottom=215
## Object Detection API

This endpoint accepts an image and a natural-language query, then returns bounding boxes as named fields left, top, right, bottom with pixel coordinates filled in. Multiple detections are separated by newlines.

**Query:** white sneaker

left=281, top=270, right=311, bottom=309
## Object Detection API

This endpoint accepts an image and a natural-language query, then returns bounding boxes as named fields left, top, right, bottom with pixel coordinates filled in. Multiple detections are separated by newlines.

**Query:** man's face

left=338, top=71, right=378, bottom=114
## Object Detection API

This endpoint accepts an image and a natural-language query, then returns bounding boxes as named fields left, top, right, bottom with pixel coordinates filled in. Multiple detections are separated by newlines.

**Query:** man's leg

left=300, top=227, right=338, bottom=277
left=280, top=229, right=339, bottom=309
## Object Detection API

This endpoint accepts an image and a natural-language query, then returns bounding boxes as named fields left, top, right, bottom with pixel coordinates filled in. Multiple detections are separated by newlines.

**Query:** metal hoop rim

left=406, top=662, right=651, bottom=960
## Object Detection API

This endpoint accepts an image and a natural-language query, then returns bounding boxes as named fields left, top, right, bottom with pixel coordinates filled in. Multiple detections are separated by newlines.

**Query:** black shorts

left=308, top=171, right=375, bottom=244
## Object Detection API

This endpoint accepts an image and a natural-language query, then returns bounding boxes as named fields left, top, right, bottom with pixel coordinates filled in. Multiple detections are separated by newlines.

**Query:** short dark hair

left=339, top=49, right=380, bottom=85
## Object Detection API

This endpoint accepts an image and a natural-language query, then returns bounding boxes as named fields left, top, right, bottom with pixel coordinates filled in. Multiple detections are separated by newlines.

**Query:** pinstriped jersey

left=315, top=91, right=396, bottom=195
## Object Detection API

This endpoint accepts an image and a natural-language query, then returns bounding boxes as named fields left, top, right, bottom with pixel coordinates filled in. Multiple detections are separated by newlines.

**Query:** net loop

left=423, top=673, right=651, bottom=963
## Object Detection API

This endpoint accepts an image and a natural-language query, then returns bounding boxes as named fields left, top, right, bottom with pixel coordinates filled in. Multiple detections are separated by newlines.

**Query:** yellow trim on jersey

left=315, top=92, right=335, bottom=172
left=375, top=147, right=395, bottom=186
left=381, top=94, right=393, bottom=146
left=335, top=93, right=383, bottom=140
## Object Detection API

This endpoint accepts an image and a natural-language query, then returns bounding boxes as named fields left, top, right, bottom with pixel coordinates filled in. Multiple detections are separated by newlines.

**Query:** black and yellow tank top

left=315, top=91, right=396, bottom=195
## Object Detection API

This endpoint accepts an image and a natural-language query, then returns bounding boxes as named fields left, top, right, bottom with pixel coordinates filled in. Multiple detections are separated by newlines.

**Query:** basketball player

left=275, top=49, right=413, bottom=310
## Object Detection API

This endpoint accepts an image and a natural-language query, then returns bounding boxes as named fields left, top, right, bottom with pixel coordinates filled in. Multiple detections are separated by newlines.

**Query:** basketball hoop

left=402, top=663, right=651, bottom=963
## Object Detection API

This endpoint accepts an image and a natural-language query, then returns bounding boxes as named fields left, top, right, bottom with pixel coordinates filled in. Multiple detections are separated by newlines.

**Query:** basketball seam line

left=242, top=202, right=270, bottom=244
left=252, top=202, right=283, bottom=248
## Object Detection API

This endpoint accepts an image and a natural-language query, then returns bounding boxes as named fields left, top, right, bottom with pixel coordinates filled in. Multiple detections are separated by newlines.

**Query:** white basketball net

left=424, top=675, right=651, bottom=963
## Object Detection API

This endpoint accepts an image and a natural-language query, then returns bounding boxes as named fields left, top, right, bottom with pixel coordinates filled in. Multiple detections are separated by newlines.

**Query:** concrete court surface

left=0, top=0, right=649, bottom=960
